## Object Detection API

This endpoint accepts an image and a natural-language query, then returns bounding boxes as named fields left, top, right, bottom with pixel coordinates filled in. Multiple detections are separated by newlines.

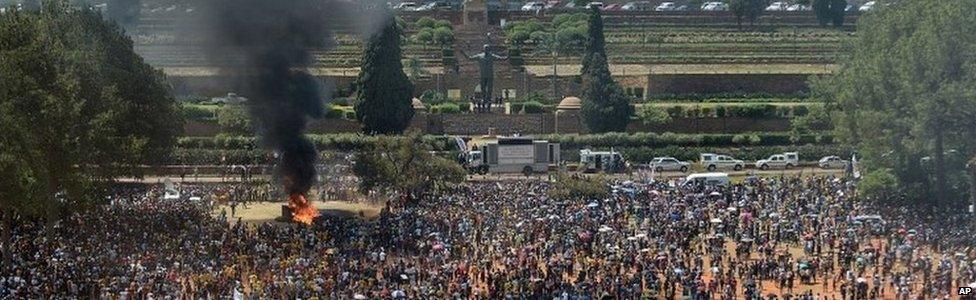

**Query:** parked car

left=621, top=1, right=651, bottom=11
left=654, top=1, right=676, bottom=11
left=786, top=4, right=811, bottom=11
left=859, top=1, right=875, bottom=11
left=394, top=2, right=418, bottom=10
left=602, top=3, right=623, bottom=10
left=755, top=152, right=799, bottom=170
left=649, top=157, right=691, bottom=172
left=818, top=156, right=849, bottom=169
left=416, top=2, right=436, bottom=10
left=765, top=1, right=788, bottom=11
left=585, top=1, right=604, bottom=9
left=684, top=173, right=731, bottom=186
left=521, top=1, right=545, bottom=11
left=700, top=153, right=745, bottom=171
left=701, top=1, right=728, bottom=11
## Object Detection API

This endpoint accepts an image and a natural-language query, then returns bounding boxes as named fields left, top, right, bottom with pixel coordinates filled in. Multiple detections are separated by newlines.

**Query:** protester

left=1, top=175, right=973, bottom=299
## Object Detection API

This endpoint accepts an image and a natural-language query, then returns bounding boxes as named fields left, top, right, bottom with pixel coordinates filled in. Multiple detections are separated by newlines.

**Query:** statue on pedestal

left=460, top=33, right=508, bottom=113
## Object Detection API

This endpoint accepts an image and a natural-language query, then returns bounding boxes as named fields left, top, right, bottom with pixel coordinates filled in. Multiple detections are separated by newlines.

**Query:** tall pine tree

left=579, top=7, right=632, bottom=133
left=355, top=15, right=415, bottom=135
left=579, top=6, right=605, bottom=77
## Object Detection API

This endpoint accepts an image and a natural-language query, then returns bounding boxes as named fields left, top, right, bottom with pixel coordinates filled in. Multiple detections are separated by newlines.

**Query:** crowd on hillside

left=1, top=175, right=974, bottom=299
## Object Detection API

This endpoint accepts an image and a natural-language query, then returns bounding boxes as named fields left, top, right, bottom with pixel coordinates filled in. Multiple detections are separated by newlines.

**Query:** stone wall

left=432, top=113, right=549, bottom=135
left=646, top=73, right=812, bottom=96
left=555, top=110, right=586, bottom=134
left=307, top=119, right=362, bottom=134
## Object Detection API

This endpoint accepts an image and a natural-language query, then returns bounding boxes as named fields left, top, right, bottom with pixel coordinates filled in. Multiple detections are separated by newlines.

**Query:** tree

left=579, top=7, right=606, bottom=77
left=412, top=17, right=454, bottom=50
left=579, top=8, right=632, bottom=133
left=637, top=105, right=672, bottom=125
left=730, top=0, right=766, bottom=29
left=505, top=13, right=586, bottom=98
left=815, top=0, right=976, bottom=210
left=406, top=57, right=429, bottom=79
left=0, top=2, right=181, bottom=261
left=216, top=104, right=253, bottom=134
left=352, top=133, right=465, bottom=204
left=548, top=174, right=609, bottom=200
left=813, top=0, right=847, bottom=27
left=581, top=53, right=633, bottom=132
left=355, top=15, right=415, bottom=135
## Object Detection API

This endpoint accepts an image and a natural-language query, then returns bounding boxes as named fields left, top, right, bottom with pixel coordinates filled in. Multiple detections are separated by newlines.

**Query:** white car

left=786, top=4, right=811, bottom=11
left=585, top=1, right=604, bottom=9
left=394, top=2, right=418, bottom=10
left=765, top=1, right=788, bottom=11
left=654, top=2, right=676, bottom=11
left=818, top=156, right=849, bottom=169
left=755, top=152, right=799, bottom=170
left=685, top=173, right=731, bottom=186
left=416, top=2, right=437, bottom=10
left=701, top=1, right=728, bottom=11
left=649, top=157, right=691, bottom=172
left=859, top=1, right=875, bottom=11
left=621, top=1, right=651, bottom=11
left=700, top=153, right=745, bottom=171
left=520, top=1, right=545, bottom=11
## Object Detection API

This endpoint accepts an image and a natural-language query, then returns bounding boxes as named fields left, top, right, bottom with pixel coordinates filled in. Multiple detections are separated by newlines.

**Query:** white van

left=684, top=173, right=731, bottom=186
left=700, top=153, right=745, bottom=171
left=755, top=152, right=799, bottom=170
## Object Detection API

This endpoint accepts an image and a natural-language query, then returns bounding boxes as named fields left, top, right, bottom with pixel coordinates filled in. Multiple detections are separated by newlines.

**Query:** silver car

left=818, top=156, right=849, bottom=169
left=650, top=157, right=691, bottom=172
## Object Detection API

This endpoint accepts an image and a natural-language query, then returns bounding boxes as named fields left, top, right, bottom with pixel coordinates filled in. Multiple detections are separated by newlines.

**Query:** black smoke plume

left=202, top=0, right=332, bottom=195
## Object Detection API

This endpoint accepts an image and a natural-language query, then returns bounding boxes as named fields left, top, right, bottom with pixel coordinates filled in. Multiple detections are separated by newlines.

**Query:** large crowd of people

left=1, top=174, right=974, bottom=299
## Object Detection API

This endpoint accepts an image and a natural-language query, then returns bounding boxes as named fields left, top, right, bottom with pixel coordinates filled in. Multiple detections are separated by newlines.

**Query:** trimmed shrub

left=430, top=102, right=461, bottom=114
left=637, top=106, right=672, bottom=125
left=182, top=104, right=217, bottom=122
left=519, top=101, right=545, bottom=114
left=324, top=104, right=345, bottom=119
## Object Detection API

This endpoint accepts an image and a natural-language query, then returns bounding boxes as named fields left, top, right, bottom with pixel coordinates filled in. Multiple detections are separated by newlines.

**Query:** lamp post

left=969, top=157, right=976, bottom=220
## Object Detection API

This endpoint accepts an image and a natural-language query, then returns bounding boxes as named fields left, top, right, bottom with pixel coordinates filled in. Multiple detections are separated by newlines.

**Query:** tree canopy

left=355, top=15, right=415, bottom=135
left=412, top=17, right=454, bottom=49
left=814, top=0, right=976, bottom=208
left=729, top=0, right=765, bottom=29
left=812, top=0, right=847, bottom=27
left=0, top=2, right=182, bottom=218
left=579, top=8, right=606, bottom=77
left=352, top=133, right=465, bottom=203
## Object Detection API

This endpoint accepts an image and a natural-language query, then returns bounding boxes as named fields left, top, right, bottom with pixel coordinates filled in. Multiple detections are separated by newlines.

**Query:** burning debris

left=287, top=194, right=318, bottom=225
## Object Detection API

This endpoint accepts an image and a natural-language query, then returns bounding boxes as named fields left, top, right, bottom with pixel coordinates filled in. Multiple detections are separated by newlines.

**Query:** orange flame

left=288, top=194, right=318, bottom=225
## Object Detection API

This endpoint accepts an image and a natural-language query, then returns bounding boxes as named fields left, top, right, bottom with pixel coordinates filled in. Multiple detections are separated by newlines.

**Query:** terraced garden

left=132, top=11, right=853, bottom=72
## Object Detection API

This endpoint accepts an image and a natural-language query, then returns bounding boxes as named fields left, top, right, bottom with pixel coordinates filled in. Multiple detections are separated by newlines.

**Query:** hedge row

left=539, top=132, right=833, bottom=149
left=177, top=134, right=457, bottom=152
left=657, top=104, right=812, bottom=119
left=645, top=91, right=811, bottom=102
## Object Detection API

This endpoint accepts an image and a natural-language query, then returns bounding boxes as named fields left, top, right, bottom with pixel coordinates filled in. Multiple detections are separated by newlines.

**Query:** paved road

left=117, top=167, right=843, bottom=184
